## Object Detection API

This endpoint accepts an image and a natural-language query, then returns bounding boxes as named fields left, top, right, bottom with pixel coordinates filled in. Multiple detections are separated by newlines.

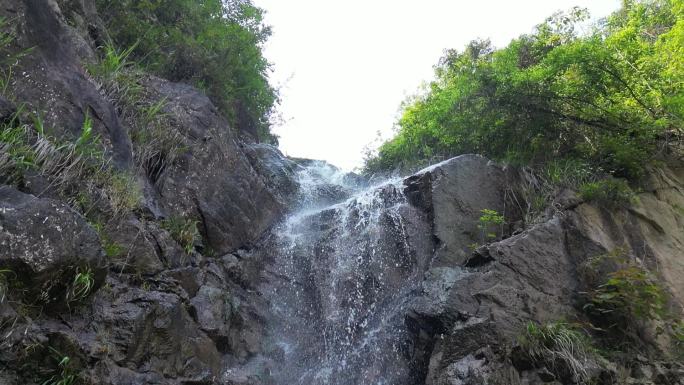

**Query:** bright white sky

left=254, top=0, right=621, bottom=171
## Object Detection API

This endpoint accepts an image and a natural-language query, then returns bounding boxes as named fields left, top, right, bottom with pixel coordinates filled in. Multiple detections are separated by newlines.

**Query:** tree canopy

left=365, top=0, right=683, bottom=179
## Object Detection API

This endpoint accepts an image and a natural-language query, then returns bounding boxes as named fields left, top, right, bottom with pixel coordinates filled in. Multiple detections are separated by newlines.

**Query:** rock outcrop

left=405, top=156, right=684, bottom=385
left=0, top=186, right=106, bottom=309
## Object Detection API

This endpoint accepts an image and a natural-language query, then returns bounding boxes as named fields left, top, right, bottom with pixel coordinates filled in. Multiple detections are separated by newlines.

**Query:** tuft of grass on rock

left=518, top=321, right=596, bottom=384
left=161, top=215, right=201, bottom=254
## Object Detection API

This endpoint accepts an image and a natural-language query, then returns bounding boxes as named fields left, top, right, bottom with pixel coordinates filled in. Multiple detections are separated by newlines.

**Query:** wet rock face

left=244, top=143, right=301, bottom=205
left=253, top=180, right=435, bottom=385
left=0, top=186, right=106, bottom=308
left=247, top=155, right=520, bottom=385
left=143, top=77, right=286, bottom=256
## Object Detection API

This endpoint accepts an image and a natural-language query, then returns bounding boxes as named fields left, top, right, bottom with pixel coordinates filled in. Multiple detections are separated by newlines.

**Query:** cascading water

left=257, top=161, right=435, bottom=385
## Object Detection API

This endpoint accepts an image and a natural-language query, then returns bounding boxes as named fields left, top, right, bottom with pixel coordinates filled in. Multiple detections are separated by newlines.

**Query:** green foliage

left=674, top=319, right=684, bottom=340
left=102, top=239, right=125, bottom=259
left=66, top=267, right=95, bottom=304
left=519, top=321, right=595, bottom=384
left=673, top=320, right=684, bottom=351
left=580, top=249, right=669, bottom=340
left=86, top=43, right=185, bottom=183
left=477, top=208, right=505, bottom=243
left=161, top=215, right=201, bottom=254
left=0, top=109, right=147, bottom=222
left=87, top=43, right=145, bottom=108
left=97, top=0, right=278, bottom=142
left=0, top=116, right=37, bottom=181
left=366, top=0, right=683, bottom=178
left=542, top=158, right=596, bottom=189
left=578, top=178, right=636, bottom=207
left=72, top=114, right=104, bottom=161
left=87, top=43, right=137, bottom=81
left=41, top=348, right=77, bottom=385
left=586, top=266, right=666, bottom=321
left=0, top=18, right=15, bottom=95
left=0, top=111, right=107, bottom=189
left=129, top=97, right=185, bottom=184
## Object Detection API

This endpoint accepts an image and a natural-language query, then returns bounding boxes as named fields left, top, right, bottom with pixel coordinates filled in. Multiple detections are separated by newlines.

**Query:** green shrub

left=161, top=216, right=201, bottom=254
left=578, top=178, right=635, bottom=207
left=87, top=43, right=136, bottom=81
left=87, top=43, right=144, bottom=108
left=673, top=320, right=684, bottom=347
left=477, top=208, right=505, bottom=243
left=128, top=98, right=185, bottom=183
left=518, top=321, right=595, bottom=384
left=543, top=159, right=595, bottom=189
left=87, top=45, right=185, bottom=183
left=97, top=0, right=278, bottom=142
left=90, top=222, right=125, bottom=258
left=580, top=249, right=670, bottom=341
left=0, top=112, right=107, bottom=189
left=588, top=266, right=666, bottom=321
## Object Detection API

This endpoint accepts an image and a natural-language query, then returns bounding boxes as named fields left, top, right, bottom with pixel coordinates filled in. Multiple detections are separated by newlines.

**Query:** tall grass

left=519, top=321, right=595, bottom=384
left=0, top=111, right=107, bottom=191
left=88, top=43, right=184, bottom=184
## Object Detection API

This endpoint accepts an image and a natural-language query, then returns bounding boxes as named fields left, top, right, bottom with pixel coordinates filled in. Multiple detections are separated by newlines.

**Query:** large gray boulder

left=0, top=186, right=106, bottom=307
left=403, top=154, right=509, bottom=266
left=407, top=158, right=684, bottom=384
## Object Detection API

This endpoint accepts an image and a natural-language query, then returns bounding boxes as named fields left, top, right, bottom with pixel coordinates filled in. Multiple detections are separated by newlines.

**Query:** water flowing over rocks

left=246, top=155, right=684, bottom=385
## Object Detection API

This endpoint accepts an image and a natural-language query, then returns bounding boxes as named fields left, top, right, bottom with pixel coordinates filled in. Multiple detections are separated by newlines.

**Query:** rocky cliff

left=0, top=1, right=682, bottom=385
left=0, top=1, right=291, bottom=383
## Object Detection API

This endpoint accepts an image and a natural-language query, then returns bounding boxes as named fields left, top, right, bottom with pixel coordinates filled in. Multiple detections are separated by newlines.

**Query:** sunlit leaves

left=366, top=0, right=683, bottom=177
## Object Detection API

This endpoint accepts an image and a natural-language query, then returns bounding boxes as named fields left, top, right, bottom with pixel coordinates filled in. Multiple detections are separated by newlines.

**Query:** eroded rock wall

left=0, top=1, right=293, bottom=384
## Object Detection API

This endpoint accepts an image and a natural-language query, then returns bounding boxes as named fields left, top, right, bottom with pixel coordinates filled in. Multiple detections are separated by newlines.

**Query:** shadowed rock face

left=0, top=2, right=291, bottom=384
left=6, top=0, right=133, bottom=169
left=141, top=76, right=286, bottom=255
left=0, top=186, right=106, bottom=308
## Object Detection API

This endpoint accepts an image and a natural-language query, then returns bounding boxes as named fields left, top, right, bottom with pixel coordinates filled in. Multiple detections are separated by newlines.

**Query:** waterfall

left=256, top=161, right=434, bottom=385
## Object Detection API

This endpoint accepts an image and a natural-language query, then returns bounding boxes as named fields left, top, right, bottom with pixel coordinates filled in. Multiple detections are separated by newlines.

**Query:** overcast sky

left=253, top=0, right=622, bottom=171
